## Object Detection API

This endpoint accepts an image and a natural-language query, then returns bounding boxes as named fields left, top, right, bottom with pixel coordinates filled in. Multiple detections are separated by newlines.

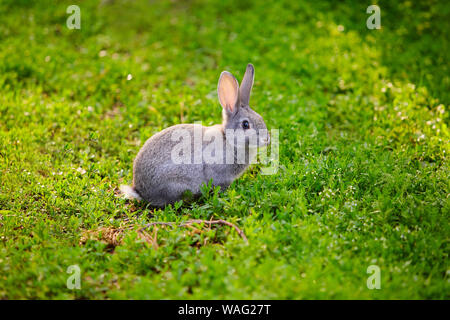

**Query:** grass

left=0, top=0, right=448, bottom=299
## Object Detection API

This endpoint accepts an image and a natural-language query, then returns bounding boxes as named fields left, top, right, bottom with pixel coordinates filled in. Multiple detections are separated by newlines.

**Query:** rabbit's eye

left=242, top=120, right=250, bottom=130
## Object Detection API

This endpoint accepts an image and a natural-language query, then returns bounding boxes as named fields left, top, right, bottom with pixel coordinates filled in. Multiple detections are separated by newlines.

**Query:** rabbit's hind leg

left=154, top=181, right=201, bottom=207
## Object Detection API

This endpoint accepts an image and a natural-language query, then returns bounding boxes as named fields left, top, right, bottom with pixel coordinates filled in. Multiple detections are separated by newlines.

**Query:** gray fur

left=122, top=64, right=268, bottom=207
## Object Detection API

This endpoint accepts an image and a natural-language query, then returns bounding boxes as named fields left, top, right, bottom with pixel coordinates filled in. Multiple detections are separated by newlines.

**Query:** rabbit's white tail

left=119, top=185, right=142, bottom=200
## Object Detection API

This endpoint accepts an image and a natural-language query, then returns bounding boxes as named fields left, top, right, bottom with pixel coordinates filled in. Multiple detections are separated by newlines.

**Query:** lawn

left=0, top=0, right=448, bottom=299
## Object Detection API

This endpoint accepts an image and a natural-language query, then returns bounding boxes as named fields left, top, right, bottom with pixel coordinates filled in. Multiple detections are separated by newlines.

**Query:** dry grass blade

left=140, top=219, right=248, bottom=243
left=80, top=227, right=125, bottom=247
left=80, top=219, right=248, bottom=249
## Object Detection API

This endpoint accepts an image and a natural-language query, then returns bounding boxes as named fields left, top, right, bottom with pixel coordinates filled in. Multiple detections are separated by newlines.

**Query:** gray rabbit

left=120, top=64, right=269, bottom=207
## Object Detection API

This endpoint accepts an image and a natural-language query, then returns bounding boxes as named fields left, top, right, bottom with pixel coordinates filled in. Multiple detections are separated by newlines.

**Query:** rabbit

left=120, top=63, right=269, bottom=207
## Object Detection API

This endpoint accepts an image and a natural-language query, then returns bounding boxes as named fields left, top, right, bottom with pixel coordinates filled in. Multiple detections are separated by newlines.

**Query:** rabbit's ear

left=218, top=71, right=239, bottom=114
left=239, top=63, right=254, bottom=106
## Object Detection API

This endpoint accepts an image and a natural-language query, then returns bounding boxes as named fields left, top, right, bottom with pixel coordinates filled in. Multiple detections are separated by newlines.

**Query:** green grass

left=0, top=0, right=449, bottom=299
